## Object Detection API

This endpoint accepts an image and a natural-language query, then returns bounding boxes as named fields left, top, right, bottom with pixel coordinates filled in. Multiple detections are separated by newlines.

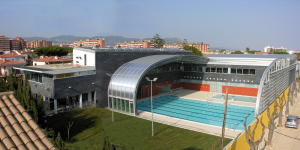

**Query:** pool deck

left=136, top=89, right=255, bottom=139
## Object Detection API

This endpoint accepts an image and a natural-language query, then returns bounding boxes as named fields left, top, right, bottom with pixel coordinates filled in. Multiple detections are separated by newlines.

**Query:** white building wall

left=32, top=61, right=46, bottom=66
left=73, top=48, right=95, bottom=66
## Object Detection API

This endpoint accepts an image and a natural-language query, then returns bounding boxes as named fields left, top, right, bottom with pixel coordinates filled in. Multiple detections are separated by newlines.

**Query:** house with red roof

left=32, top=56, right=73, bottom=66
left=0, top=54, right=25, bottom=62
left=0, top=59, right=26, bottom=76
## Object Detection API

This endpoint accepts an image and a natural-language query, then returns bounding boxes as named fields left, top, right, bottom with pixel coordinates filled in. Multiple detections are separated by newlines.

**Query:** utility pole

left=221, top=88, right=229, bottom=150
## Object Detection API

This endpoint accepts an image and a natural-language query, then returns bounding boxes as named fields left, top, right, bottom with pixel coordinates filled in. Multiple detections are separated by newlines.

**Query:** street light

left=106, top=73, right=114, bottom=122
left=145, top=77, right=158, bottom=136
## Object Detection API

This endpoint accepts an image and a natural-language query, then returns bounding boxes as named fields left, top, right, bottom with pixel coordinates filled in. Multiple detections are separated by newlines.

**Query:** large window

left=198, top=67, right=203, bottom=72
left=217, top=68, right=222, bottom=73
left=223, top=68, right=228, bottom=73
left=237, top=69, right=242, bottom=74
left=206, top=67, right=210, bottom=72
left=243, top=69, right=249, bottom=74
left=231, top=68, right=236, bottom=74
left=192, top=67, right=197, bottom=71
left=211, top=67, right=216, bottom=72
left=250, top=69, right=255, bottom=74
left=26, top=72, right=42, bottom=83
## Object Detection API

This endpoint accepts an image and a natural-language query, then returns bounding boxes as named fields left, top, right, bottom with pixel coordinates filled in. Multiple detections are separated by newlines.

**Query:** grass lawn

left=45, top=107, right=232, bottom=150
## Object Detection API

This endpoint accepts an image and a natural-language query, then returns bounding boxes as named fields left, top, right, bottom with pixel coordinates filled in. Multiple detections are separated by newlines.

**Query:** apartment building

left=0, top=35, right=11, bottom=54
left=116, top=40, right=154, bottom=48
left=264, top=46, right=287, bottom=53
left=73, top=38, right=105, bottom=47
left=10, top=37, right=26, bottom=50
left=26, top=40, right=53, bottom=48
left=164, top=42, right=209, bottom=52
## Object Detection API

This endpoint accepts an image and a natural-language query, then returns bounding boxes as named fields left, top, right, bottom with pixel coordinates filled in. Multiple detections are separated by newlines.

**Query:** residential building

left=32, top=56, right=73, bottom=66
left=73, top=38, right=105, bottom=47
left=26, top=40, right=52, bottom=48
left=264, top=46, right=287, bottom=53
left=10, top=37, right=26, bottom=50
left=116, top=40, right=154, bottom=48
left=0, top=35, right=11, bottom=54
left=0, top=59, right=26, bottom=76
left=0, top=93, right=56, bottom=150
left=0, top=53, right=26, bottom=62
left=164, top=43, right=209, bottom=52
left=60, top=44, right=69, bottom=47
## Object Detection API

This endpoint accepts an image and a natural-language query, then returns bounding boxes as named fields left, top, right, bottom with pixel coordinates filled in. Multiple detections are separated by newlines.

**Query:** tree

left=184, top=45, right=202, bottom=56
left=244, top=116, right=266, bottom=150
left=270, top=51, right=289, bottom=54
left=66, top=122, right=73, bottom=140
left=220, top=49, right=225, bottom=54
left=151, top=34, right=165, bottom=48
left=18, top=41, right=22, bottom=50
left=246, top=47, right=250, bottom=53
left=277, top=95, right=286, bottom=127
left=231, top=51, right=244, bottom=54
left=266, top=100, right=279, bottom=146
left=80, top=44, right=83, bottom=47
left=182, top=39, right=188, bottom=50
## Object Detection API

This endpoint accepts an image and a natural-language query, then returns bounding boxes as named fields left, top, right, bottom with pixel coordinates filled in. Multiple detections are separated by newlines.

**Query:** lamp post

left=145, top=77, right=158, bottom=136
left=106, top=73, right=114, bottom=122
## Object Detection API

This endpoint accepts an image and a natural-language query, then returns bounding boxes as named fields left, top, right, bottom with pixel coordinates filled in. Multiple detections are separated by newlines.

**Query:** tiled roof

left=0, top=94, right=57, bottom=150
left=0, top=60, right=26, bottom=66
left=33, top=56, right=72, bottom=62
left=0, top=54, right=25, bottom=58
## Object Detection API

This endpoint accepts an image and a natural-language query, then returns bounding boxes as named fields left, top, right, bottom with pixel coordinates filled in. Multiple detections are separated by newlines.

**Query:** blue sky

left=0, top=0, right=299, bottom=50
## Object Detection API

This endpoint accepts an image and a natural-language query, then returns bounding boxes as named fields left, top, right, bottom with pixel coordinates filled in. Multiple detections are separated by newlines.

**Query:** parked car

left=285, top=115, right=298, bottom=129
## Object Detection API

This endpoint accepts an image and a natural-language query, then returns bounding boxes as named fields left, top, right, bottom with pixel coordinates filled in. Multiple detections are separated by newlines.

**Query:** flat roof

left=204, top=54, right=296, bottom=59
left=75, top=47, right=190, bottom=52
left=13, top=64, right=95, bottom=74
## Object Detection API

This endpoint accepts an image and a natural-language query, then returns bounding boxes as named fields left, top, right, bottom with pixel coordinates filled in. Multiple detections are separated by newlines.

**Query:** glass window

left=122, top=100, right=125, bottom=111
left=217, top=68, right=222, bottom=73
left=231, top=68, right=236, bottom=74
left=109, top=97, right=112, bottom=108
left=130, top=103, right=133, bottom=113
left=189, top=67, right=192, bottom=71
left=80, top=71, right=88, bottom=76
left=211, top=67, right=216, bottom=72
left=243, top=69, right=249, bottom=74
left=223, top=68, right=228, bottom=73
left=162, top=67, right=166, bottom=72
left=125, top=100, right=129, bottom=113
left=157, top=68, right=162, bottom=73
left=198, top=67, right=202, bottom=72
left=74, top=72, right=80, bottom=76
left=38, top=74, right=42, bottom=83
left=237, top=69, right=242, bottom=74
left=206, top=67, right=210, bottom=72
left=56, top=74, right=64, bottom=78
left=184, top=67, right=189, bottom=72
left=65, top=73, right=74, bottom=77
left=192, top=67, right=197, bottom=71
left=250, top=69, right=255, bottom=74
left=88, top=70, right=95, bottom=74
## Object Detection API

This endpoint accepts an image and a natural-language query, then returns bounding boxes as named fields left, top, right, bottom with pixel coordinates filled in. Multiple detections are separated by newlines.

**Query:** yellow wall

left=226, top=87, right=289, bottom=150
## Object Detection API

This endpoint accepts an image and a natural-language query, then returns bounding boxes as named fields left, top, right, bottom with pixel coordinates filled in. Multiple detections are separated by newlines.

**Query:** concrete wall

left=29, top=77, right=54, bottom=98
left=73, top=48, right=95, bottom=66
left=94, top=51, right=192, bottom=108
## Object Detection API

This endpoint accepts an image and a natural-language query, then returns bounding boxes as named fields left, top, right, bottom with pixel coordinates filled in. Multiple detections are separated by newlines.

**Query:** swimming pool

left=137, top=95, right=255, bottom=130
left=211, top=94, right=257, bottom=103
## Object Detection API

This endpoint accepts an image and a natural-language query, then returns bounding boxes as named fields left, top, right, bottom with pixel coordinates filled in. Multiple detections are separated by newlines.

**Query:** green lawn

left=45, top=107, right=232, bottom=150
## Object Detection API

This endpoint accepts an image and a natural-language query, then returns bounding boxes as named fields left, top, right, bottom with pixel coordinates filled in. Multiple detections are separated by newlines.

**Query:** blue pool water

left=212, top=94, right=257, bottom=103
left=137, top=95, right=255, bottom=130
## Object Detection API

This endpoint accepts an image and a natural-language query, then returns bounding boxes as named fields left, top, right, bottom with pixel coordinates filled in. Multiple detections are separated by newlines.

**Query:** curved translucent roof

left=108, top=55, right=209, bottom=100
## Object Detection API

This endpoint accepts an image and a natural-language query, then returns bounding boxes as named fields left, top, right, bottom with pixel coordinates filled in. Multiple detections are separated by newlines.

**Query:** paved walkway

left=136, top=89, right=256, bottom=139
left=258, top=94, right=300, bottom=150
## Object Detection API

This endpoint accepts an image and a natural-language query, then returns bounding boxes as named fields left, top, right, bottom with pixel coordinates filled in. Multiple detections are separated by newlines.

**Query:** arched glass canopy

left=108, top=55, right=209, bottom=101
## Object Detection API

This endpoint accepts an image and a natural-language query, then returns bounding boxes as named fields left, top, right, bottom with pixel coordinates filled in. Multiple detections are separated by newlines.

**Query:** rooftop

left=33, top=56, right=73, bottom=62
left=0, top=59, right=26, bottom=66
left=0, top=54, right=26, bottom=58
left=75, top=47, right=190, bottom=52
left=0, top=93, right=57, bottom=150
left=13, top=64, right=95, bottom=74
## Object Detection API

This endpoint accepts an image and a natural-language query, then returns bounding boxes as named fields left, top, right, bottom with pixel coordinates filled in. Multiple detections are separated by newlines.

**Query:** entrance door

left=210, top=84, right=215, bottom=92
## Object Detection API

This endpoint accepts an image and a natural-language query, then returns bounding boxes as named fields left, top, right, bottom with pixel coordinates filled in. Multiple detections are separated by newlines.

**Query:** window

left=243, top=69, right=249, bottom=74
left=237, top=69, right=242, bottom=74
left=211, top=67, right=216, bottom=72
left=223, top=68, right=228, bottom=73
left=250, top=69, right=255, bottom=74
left=184, top=67, right=189, bottom=72
left=189, top=67, right=192, bottom=71
left=192, top=67, right=197, bottom=71
left=217, top=68, right=222, bottom=73
left=231, top=68, right=236, bottom=74
left=206, top=67, right=210, bottom=72
left=198, top=67, right=203, bottom=72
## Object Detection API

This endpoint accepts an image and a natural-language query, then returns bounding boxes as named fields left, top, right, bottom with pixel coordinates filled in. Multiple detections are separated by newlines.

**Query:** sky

left=0, top=0, right=299, bottom=50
